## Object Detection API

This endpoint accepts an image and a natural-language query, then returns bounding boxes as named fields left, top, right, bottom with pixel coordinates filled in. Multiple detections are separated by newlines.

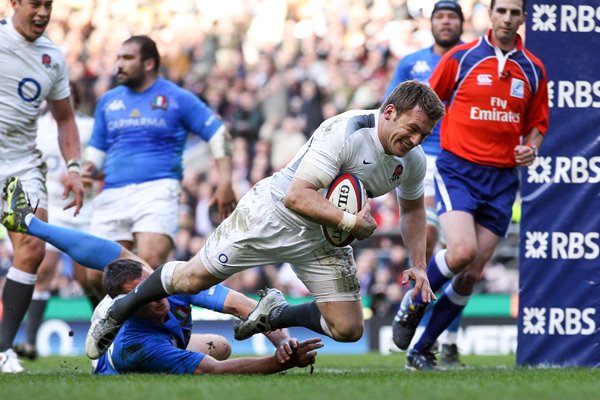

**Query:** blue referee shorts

left=434, top=150, right=519, bottom=237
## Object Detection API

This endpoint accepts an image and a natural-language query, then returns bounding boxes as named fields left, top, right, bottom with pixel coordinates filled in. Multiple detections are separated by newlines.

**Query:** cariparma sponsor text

left=107, top=117, right=167, bottom=132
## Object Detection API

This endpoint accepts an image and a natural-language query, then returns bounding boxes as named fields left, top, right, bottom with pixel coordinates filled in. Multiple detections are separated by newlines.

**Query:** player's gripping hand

left=81, top=161, right=102, bottom=190
left=514, top=144, right=537, bottom=167
left=283, top=338, right=323, bottom=369
left=402, top=266, right=436, bottom=304
left=275, top=337, right=299, bottom=364
left=62, top=171, right=84, bottom=216
left=351, top=199, right=377, bottom=240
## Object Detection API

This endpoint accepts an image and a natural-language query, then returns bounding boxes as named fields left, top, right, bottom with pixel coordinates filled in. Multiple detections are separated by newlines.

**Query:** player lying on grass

left=93, top=259, right=321, bottom=375
left=1, top=177, right=322, bottom=374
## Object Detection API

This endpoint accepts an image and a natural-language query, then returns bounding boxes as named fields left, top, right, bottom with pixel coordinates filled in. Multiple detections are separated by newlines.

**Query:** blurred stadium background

left=1, top=0, right=527, bottom=358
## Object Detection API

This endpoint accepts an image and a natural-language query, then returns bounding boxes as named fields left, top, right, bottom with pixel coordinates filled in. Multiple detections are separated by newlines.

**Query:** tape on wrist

left=66, top=159, right=81, bottom=174
left=337, top=211, right=357, bottom=232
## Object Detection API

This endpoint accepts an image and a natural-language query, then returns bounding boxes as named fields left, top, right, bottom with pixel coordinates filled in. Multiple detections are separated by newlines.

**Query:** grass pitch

left=1, top=354, right=598, bottom=400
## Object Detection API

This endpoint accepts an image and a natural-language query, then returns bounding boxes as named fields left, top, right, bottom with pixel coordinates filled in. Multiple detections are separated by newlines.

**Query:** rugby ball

left=323, top=173, right=367, bottom=247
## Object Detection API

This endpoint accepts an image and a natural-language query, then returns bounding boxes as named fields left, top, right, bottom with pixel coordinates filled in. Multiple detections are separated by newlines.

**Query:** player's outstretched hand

left=211, top=183, right=237, bottom=221
left=275, top=337, right=299, bottom=364
left=62, top=171, right=84, bottom=216
left=285, top=338, right=323, bottom=368
left=352, top=199, right=377, bottom=240
left=402, top=267, right=436, bottom=304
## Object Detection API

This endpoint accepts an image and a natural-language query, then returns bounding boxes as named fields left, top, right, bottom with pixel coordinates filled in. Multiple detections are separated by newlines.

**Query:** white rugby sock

left=320, top=316, right=333, bottom=337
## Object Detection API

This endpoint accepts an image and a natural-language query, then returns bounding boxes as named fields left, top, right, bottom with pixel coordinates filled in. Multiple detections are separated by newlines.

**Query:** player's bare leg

left=187, top=334, right=231, bottom=361
left=0, top=200, right=47, bottom=373
left=134, top=232, right=173, bottom=269
left=13, top=249, right=59, bottom=361
left=315, top=300, right=364, bottom=342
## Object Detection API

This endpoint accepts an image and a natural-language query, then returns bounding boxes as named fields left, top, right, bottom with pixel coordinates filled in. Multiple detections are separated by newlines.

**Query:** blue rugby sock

left=414, top=284, right=469, bottom=352
left=447, top=311, right=462, bottom=334
left=439, top=281, right=463, bottom=335
left=415, top=249, right=454, bottom=305
left=27, top=216, right=122, bottom=271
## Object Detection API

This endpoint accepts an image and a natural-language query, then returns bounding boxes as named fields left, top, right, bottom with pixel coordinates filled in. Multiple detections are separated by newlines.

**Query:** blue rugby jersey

left=94, top=284, right=230, bottom=375
left=385, top=46, right=443, bottom=157
left=90, top=79, right=223, bottom=188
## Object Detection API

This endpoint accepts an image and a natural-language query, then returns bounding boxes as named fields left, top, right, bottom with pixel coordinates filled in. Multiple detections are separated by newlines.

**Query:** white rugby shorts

left=199, top=177, right=361, bottom=302
left=0, top=150, right=48, bottom=210
left=90, top=178, right=180, bottom=242
left=46, top=200, right=93, bottom=251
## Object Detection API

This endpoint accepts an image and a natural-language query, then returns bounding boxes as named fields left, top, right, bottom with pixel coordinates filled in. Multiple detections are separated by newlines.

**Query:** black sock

left=26, top=299, right=48, bottom=346
left=269, top=301, right=326, bottom=335
left=87, top=295, right=100, bottom=309
left=0, top=279, right=35, bottom=351
left=109, top=264, right=169, bottom=323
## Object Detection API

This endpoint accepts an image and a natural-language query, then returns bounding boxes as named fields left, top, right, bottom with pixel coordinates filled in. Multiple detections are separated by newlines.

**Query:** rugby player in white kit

left=12, top=82, right=95, bottom=361
left=0, top=0, right=83, bottom=373
left=86, top=80, right=444, bottom=359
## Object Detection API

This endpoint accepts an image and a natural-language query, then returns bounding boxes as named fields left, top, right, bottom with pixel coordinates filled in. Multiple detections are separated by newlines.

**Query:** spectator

left=268, top=116, right=307, bottom=172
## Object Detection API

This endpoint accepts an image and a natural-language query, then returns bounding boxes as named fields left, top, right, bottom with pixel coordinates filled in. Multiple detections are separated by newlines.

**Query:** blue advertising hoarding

left=14, top=319, right=369, bottom=358
left=519, top=0, right=600, bottom=366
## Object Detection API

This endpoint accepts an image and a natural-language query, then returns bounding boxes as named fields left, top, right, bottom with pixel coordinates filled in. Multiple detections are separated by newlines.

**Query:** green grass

left=1, top=354, right=599, bottom=400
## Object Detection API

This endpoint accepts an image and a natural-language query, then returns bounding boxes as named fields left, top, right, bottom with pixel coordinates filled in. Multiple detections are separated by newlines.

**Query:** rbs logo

left=532, top=4, right=600, bottom=33
left=525, top=231, right=599, bottom=260
left=548, top=80, right=600, bottom=109
left=522, top=307, right=596, bottom=336
left=527, top=156, right=600, bottom=184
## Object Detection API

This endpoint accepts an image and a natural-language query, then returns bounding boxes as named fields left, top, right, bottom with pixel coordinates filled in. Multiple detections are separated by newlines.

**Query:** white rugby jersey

left=37, top=111, right=94, bottom=202
left=271, top=109, right=426, bottom=225
left=0, top=17, right=70, bottom=156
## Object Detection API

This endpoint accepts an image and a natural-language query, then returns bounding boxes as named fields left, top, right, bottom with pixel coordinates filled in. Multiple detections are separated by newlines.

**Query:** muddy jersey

left=270, top=109, right=426, bottom=227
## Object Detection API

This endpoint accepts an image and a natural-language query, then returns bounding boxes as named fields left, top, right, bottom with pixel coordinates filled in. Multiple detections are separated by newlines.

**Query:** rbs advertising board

left=519, top=0, right=600, bottom=367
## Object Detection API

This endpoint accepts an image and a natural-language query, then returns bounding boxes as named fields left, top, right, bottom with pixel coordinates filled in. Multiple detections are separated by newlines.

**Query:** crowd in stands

left=0, top=0, right=518, bottom=315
